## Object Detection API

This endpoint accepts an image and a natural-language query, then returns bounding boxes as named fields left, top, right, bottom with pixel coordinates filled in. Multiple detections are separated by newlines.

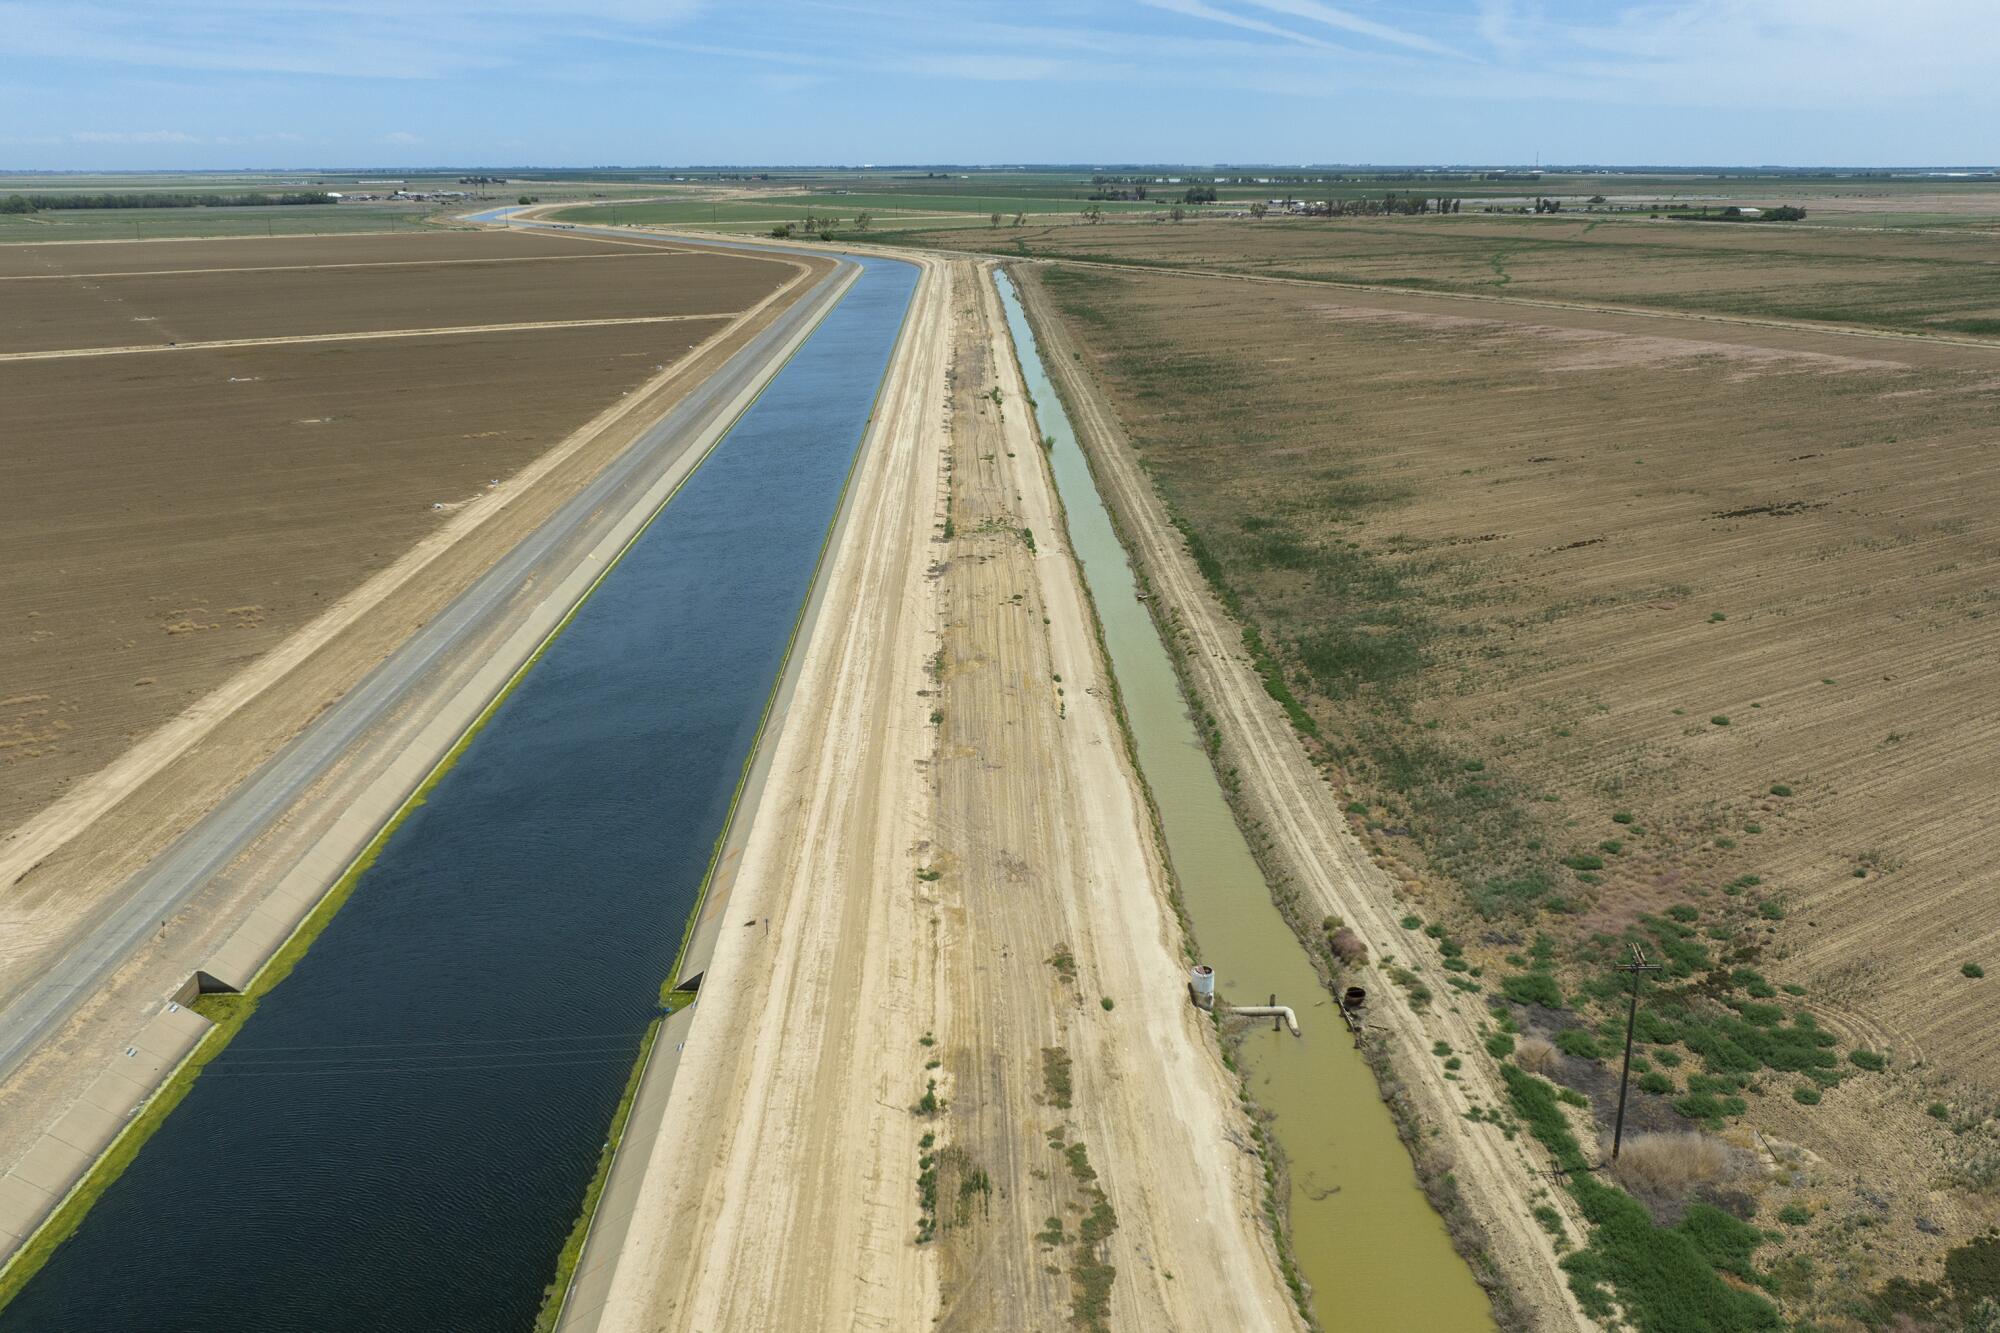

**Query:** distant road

left=0, top=231, right=854, bottom=1087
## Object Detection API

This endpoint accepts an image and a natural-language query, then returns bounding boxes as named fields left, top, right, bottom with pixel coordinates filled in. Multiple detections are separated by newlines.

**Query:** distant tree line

left=0, top=191, right=335, bottom=214
left=1276, top=193, right=1462, bottom=216
left=1696, top=204, right=1809, bottom=222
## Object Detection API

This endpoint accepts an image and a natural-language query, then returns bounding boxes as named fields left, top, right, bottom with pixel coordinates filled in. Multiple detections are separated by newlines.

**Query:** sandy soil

left=592, top=253, right=1298, bottom=1332
left=0, top=236, right=831, bottom=1178
left=1012, top=255, right=2000, bottom=1322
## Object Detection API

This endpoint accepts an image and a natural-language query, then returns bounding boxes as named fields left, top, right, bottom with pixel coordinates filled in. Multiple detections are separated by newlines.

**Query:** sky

left=0, top=0, right=1992, bottom=170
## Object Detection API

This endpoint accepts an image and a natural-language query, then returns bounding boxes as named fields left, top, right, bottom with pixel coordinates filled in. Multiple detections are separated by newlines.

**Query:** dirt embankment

left=591, top=254, right=1298, bottom=1332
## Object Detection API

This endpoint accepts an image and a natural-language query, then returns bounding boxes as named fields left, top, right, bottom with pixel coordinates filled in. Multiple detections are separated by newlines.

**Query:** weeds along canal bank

left=0, top=249, right=916, bottom=1328
left=994, top=267, right=1498, bottom=1332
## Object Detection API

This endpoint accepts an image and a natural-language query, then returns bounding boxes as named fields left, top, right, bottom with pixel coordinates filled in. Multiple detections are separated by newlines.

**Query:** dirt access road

left=1012, top=267, right=1593, bottom=1330
left=591, top=253, right=1298, bottom=1331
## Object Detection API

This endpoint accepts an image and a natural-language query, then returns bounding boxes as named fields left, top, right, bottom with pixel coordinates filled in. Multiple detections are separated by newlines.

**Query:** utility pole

left=1611, top=943, right=1662, bottom=1160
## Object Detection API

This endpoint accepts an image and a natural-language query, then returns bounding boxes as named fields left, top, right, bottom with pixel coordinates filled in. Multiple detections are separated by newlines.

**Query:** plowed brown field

left=1015, top=252, right=2000, bottom=1325
left=0, top=231, right=795, bottom=839
left=1, top=246, right=768, bottom=354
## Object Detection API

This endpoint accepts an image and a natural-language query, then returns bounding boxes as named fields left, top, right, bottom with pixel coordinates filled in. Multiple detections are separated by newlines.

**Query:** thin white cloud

left=1135, top=0, right=1342, bottom=51
left=1238, top=0, right=1466, bottom=57
left=72, top=128, right=200, bottom=143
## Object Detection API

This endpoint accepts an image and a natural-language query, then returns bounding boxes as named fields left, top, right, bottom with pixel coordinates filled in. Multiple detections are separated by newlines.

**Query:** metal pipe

left=1228, top=1005, right=1301, bottom=1037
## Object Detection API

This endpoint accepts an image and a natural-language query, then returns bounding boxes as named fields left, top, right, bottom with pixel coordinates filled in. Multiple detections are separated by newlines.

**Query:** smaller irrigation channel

left=0, top=253, right=919, bottom=1332
left=996, top=271, right=1494, bottom=1331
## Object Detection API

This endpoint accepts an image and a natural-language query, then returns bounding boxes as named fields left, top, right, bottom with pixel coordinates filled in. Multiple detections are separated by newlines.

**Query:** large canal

left=996, top=273, right=1493, bottom=1331
left=1, top=253, right=918, bottom=1332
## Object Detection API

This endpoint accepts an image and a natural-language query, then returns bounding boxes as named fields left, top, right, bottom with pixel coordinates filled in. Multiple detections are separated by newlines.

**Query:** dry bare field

left=0, top=239, right=772, bottom=354
left=1011, top=248, right=2000, bottom=1329
left=910, top=212, right=2000, bottom=338
left=0, top=230, right=795, bottom=841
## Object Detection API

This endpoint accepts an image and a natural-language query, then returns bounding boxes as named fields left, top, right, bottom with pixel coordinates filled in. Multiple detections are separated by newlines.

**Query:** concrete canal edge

left=0, top=259, right=864, bottom=1317
left=543, top=248, right=930, bottom=1333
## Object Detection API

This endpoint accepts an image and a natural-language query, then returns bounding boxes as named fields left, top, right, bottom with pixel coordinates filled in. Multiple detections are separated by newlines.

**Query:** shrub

left=1674, top=1091, right=1746, bottom=1124
left=1757, top=900, right=1785, bottom=920
left=1041, top=1048, right=1073, bottom=1108
left=1967, top=962, right=1987, bottom=979
left=1563, top=853, right=1606, bottom=872
left=1557, top=1029, right=1603, bottom=1060
left=1609, top=1131, right=1738, bottom=1198
left=1503, top=971, right=1565, bottom=1008
left=1769, top=784, right=1792, bottom=797
left=1328, top=927, right=1368, bottom=963
left=1929, top=1102, right=1949, bottom=1119
left=1793, top=1086, right=1821, bottom=1105
left=1777, top=1204, right=1809, bottom=1226
left=1849, top=1049, right=1886, bottom=1072
left=1639, top=1071, right=1674, bottom=1095
left=1612, top=811, right=1635, bottom=825
left=1668, top=904, right=1699, bottom=923
left=1486, top=1032, right=1516, bottom=1059
left=1516, top=1036, right=1558, bottom=1073
left=1711, top=715, right=1731, bottom=727
left=1400, top=914, right=1422, bottom=929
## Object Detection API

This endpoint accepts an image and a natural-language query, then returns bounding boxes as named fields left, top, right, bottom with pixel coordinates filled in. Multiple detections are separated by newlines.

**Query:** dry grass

left=922, top=212, right=2000, bottom=337
left=1606, top=1132, right=1740, bottom=1198
left=1516, top=1037, right=1557, bottom=1074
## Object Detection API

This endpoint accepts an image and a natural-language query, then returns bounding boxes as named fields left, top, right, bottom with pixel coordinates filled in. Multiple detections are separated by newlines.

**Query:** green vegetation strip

left=0, top=260, right=861, bottom=1318
left=1503, top=1065, right=1778, bottom=1332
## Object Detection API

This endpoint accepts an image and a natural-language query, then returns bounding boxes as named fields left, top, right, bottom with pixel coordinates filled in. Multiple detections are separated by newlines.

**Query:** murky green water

left=997, top=273, right=1493, bottom=1332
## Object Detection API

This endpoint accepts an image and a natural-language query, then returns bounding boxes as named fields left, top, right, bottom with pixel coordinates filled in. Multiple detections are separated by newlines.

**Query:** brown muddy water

left=997, top=271, right=1493, bottom=1332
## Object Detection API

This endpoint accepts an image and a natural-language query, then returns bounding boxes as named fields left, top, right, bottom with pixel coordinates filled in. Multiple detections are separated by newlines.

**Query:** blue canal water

left=2, top=254, right=917, bottom=1333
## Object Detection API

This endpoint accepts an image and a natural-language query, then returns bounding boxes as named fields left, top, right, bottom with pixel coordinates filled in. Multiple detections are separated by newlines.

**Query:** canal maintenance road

left=588, top=252, right=1301, bottom=1332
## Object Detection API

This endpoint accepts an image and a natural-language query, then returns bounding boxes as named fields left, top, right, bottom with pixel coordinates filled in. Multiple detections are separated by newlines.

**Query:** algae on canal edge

left=994, top=271, right=1494, bottom=1333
